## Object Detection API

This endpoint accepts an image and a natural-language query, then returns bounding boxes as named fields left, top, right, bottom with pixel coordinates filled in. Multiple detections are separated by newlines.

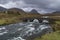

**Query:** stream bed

left=0, top=19, right=53, bottom=40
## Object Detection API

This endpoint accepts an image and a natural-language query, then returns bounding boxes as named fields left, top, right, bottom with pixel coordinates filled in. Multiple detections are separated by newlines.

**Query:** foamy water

left=0, top=19, right=53, bottom=40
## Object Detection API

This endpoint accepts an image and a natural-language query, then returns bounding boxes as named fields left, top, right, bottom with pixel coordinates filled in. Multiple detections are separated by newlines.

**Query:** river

left=0, top=19, right=53, bottom=40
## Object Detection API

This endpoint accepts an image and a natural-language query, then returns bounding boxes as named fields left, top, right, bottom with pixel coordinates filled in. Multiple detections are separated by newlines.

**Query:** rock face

left=30, top=9, right=38, bottom=13
left=0, top=6, right=7, bottom=11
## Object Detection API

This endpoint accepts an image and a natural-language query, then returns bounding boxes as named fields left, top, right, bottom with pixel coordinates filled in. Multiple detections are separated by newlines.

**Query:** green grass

left=51, top=21, right=60, bottom=31
left=0, top=17, right=23, bottom=25
left=34, top=31, right=60, bottom=40
left=0, top=19, right=6, bottom=25
left=55, top=21, right=60, bottom=24
left=34, top=21, right=60, bottom=40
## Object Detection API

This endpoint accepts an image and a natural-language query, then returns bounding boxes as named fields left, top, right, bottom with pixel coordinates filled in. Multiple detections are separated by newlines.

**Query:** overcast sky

left=0, top=0, right=60, bottom=13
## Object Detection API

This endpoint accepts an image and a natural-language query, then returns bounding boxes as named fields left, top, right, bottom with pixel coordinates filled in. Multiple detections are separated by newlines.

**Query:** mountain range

left=0, top=6, right=39, bottom=14
left=0, top=6, right=60, bottom=16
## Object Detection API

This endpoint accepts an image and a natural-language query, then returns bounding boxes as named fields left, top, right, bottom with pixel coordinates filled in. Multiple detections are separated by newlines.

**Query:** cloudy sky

left=0, top=0, right=60, bottom=13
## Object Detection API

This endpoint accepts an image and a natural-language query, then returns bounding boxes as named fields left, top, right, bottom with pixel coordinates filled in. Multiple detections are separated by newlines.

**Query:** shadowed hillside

left=0, top=6, right=7, bottom=11
left=30, top=9, right=39, bottom=13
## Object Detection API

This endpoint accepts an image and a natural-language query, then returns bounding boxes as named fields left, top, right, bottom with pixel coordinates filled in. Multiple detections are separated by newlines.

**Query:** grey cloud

left=0, top=0, right=20, bottom=4
left=23, top=0, right=60, bottom=13
left=0, top=0, right=60, bottom=13
left=0, top=0, right=8, bottom=4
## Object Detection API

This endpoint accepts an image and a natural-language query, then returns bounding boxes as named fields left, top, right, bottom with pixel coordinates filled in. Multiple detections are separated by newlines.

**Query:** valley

left=0, top=7, right=60, bottom=40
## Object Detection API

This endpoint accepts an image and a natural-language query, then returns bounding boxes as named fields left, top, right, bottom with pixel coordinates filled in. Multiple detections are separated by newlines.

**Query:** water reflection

left=0, top=19, right=53, bottom=40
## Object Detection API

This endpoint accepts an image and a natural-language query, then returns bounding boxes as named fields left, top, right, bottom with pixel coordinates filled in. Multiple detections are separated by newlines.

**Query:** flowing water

left=0, top=19, right=53, bottom=40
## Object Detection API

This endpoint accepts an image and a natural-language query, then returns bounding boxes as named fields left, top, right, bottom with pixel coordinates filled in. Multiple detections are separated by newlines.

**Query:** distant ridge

left=43, top=11, right=60, bottom=16
left=52, top=11, right=60, bottom=13
left=0, top=6, right=7, bottom=11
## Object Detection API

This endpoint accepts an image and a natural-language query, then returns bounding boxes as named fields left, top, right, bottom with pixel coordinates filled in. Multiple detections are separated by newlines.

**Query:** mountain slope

left=7, top=8, right=26, bottom=14
left=30, top=9, right=39, bottom=13
left=0, top=6, right=7, bottom=11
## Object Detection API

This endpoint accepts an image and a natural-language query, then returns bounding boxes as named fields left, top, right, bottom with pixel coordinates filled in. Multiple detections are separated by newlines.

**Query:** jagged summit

left=30, top=9, right=38, bottom=13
